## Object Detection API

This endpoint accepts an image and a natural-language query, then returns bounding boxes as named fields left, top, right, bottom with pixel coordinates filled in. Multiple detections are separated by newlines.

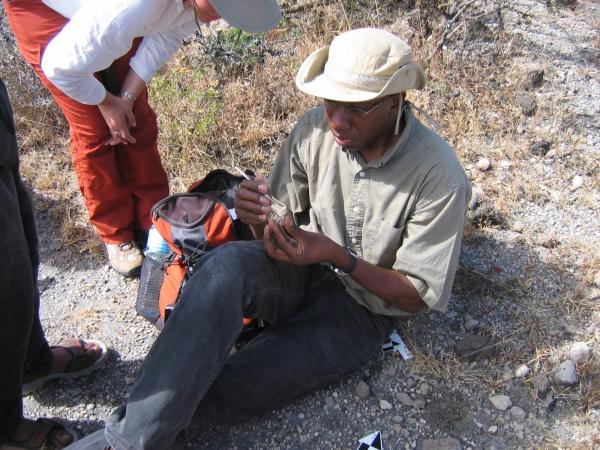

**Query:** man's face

left=323, top=95, right=400, bottom=154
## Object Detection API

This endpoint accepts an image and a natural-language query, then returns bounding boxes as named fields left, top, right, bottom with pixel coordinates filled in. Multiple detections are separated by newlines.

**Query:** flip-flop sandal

left=0, top=417, right=79, bottom=450
left=23, top=339, right=109, bottom=395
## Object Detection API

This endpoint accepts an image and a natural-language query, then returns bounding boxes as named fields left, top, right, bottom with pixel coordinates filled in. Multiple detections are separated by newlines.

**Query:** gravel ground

left=2, top=0, right=599, bottom=448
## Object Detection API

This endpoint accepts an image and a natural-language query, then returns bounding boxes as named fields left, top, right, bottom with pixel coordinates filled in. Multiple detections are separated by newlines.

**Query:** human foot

left=23, top=339, right=108, bottom=395
left=1, top=417, right=77, bottom=449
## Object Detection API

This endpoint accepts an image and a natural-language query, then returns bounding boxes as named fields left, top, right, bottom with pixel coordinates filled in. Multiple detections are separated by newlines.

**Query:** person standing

left=2, top=0, right=281, bottom=276
left=1, top=78, right=109, bottom=450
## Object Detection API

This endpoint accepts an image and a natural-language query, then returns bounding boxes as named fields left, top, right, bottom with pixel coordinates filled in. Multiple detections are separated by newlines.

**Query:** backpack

left=135, top=169, right=254, bottom=330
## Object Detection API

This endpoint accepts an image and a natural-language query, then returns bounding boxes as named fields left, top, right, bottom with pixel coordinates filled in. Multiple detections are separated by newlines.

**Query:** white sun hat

left=209, top=0, right=281, bottom=33
left=296, top=28, right=426, bottom=102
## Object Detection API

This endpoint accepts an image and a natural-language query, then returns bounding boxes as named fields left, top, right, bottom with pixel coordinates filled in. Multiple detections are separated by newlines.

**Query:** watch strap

left=333, top=247, right=358, bottom=275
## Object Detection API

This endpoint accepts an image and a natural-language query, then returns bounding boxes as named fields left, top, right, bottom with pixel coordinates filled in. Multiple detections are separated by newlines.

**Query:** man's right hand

left=234, top=174, right=272, bottom=238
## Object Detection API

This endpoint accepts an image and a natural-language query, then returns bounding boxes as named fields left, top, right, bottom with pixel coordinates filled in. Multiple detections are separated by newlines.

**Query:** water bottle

left=136, top=225, right=170, bottom=326
left=144, top=225, right=170, bottom=257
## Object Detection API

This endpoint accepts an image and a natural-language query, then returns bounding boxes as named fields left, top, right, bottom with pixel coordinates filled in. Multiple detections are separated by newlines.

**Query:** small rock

left=419, top=382, right=433, bottom=396
left=499, top=159, right=512, bottom=169
left=397, top=392, right=413, bottom=406
left=392, top=415, right=404, bottom=423
left=488, top=425, right=498, bottom=433
left=413, top=398, right=426, bottom=409
left=514, top=364, right=530, bottom=378
left=572, top=175, right=584, bottom=189
left=455, top=335, right=494, bottom=360
left=530, top=140, right=551, bottom=157
left=554, top=360, right=579, bottom=385
left=489, top=395, right=512, bottom=411
left=568, top=342, right=590, bottom=363
left=476, top=157, right=491, bottom=172
left=422, top=437, right=462, bottom=450
left=380, top=399, right=393, bottom=410
left=325, top=397, right=335, bottom=408
left=510, top=406, right=527, bottom=420
left=355, top=380, right=370, bottom=399
left=515, top=93, right=537, bottom=116
left=464, top=318, right=480, bottom=331
left=531, top=373, right=550, bottom=395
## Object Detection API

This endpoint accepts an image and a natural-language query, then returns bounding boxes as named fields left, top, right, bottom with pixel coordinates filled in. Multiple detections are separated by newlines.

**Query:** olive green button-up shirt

left=268, top=106, right=471, bottom=316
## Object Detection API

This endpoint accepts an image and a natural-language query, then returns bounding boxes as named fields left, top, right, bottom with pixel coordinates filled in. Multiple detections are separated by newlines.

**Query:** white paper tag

left=382, top=330, right=413, bottom=360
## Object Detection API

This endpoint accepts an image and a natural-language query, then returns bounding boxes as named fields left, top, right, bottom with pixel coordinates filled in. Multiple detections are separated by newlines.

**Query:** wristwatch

left=333, top=247, right=358, bottom=276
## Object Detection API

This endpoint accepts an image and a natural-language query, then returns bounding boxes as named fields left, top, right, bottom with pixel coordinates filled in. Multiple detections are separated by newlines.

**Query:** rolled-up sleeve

left=393, top=183, right=470, bottom=311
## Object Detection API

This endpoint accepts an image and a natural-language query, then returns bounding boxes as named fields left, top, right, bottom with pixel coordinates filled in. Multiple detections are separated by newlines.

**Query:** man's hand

left=263, top=215, right=334, bottom=266
left=234, top=174, right=272, bottom=237
left=98, top=92, right=137, bottom=146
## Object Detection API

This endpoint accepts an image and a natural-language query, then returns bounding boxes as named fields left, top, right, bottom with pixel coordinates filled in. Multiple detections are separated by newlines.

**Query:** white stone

left=568, top=342, right=591, bottom=363
left=477, top=157, right=491, bottom=172
left=500, top=159, right=512, bottom=169
left=380, top=399, right=393, bottom=410
left=572, top=175, right=584, bottom=189
left=554, top=360, right=579, bottom=385
left=488, top=425, right=498, bottom=433
left=514, top=364, right=530, bottom=378
left=489, top=394, right=512, bottom=411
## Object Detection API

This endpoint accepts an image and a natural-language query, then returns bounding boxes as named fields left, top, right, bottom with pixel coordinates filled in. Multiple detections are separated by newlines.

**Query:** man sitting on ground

left=70, top=28, right=471, bottom=450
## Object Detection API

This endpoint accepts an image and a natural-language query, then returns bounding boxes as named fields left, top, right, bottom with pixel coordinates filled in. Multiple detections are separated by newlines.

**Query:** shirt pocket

left=362, top=223, right=404, bottom=268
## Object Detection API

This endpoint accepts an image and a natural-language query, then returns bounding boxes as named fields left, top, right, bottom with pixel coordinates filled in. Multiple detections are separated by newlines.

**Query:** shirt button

left=359, top=171, right=365, bottom=177
left=353, top=206, right=359, bottom=213
left=351, top=238, right=357, bottom=244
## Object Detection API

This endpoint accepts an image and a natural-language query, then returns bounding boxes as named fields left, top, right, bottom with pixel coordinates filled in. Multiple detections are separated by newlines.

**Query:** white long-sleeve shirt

left=41, top=0, right=199, bottom=105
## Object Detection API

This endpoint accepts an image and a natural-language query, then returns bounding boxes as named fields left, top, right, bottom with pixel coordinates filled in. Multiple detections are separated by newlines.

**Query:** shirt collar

left=344, top=106, right=415, bottom=169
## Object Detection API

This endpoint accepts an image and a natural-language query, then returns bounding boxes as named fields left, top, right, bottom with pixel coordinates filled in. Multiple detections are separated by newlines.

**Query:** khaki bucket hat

left=209, top=0, right=281, bottom=33
left=296, top=28, right=426, bottom=102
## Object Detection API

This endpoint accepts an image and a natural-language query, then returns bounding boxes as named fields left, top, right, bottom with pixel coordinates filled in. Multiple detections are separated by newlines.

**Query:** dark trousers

left=0, top=78, right=51, bottom=440
left=100, top=240, right=395, bottom=450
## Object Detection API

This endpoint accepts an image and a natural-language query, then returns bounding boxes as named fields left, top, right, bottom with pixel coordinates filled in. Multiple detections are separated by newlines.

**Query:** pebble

left=510, top=406, right=527, bottom=420
left=380, top=399, right=393, bottom=410
left=476, top=157, right=491, bottom=172
left=554, top=360, right=579, bottom=385
left=419, top=382, right=433, bottom=396
left=413, top=398, right=426, bottom=409
left=499, top=159, right=512, bottom=169
left=422, top=437, right=462, bottom=450
left=354, top=380, right=370, bottom=399
left=464, top=318, right=480, bottom=331
left=531, top=373, right=550, bottom=395
left=489, top=395, right=512, bottom=411
left=530, top=140, right=551, bottom=156
left=514, top=364, right=530, bottom=378
left=397, top=392, right=413, bottom=406
left=568, top=342, right=590, bottom=363
left=571, top=175, right=584, bottom=189
left=488, top=425, right=498, bottom=433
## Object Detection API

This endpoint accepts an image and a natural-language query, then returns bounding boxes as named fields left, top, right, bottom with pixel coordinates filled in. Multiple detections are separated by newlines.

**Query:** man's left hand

left=263, top=215, right=333, bottom=266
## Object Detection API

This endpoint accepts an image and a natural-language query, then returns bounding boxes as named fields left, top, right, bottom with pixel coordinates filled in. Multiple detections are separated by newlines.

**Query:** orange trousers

left=3, top=0, right=169, bottom=244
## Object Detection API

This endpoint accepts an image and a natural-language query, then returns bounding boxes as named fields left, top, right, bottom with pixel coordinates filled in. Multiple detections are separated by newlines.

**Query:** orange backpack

left=136, top=169, right=254, bottom=329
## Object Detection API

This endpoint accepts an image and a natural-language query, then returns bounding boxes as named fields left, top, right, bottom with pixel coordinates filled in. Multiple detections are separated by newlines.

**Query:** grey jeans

left=102, top=241, right=394, bottom=449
